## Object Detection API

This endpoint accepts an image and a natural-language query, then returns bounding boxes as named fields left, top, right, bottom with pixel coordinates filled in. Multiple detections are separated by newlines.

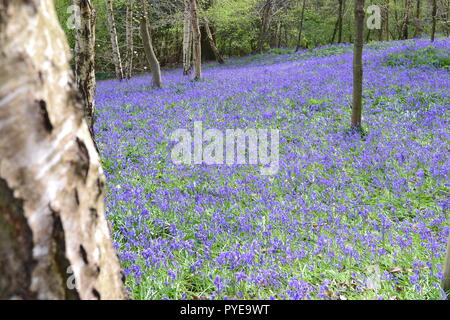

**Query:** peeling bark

left=0, top=0, right=127, bottom=300
left=106, top=0, right=124, bottom=80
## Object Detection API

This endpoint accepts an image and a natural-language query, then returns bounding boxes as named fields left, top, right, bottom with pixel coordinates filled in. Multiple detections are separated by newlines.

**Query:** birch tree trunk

left=183, top=0, right=193, bottom=75
left=106, top=0, right=124, bottom=80
left=74, top=0, right=96, bottom=133
left=352, top=0, right=365, bottom=129
left=125, top=0, right=134, bottom=79
left=140, top=0, right=162, bottom=88
left=204, top=19, right=225, bottom=64
left=443, top=234, right=450, bottom=292
left=190, top=0, right=202, bottom=80
left=0, top=0, right=127, bottom=300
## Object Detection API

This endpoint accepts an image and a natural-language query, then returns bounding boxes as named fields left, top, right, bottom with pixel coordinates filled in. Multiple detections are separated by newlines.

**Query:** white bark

left=0, top=0, right=127, bottom=300
left=106, top=0, right=124, bottom=80
left=125, top=0, right=134, bottom=79
left=183, top=0, right=193, bottom=75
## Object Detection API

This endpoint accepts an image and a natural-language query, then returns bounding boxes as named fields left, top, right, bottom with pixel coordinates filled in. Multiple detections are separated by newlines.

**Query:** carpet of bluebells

left=95, top=38, right=450, bottom=300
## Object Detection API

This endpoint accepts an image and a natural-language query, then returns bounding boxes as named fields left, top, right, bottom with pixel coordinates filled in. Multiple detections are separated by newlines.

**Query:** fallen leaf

left=389, top=267, right=403, bottom=273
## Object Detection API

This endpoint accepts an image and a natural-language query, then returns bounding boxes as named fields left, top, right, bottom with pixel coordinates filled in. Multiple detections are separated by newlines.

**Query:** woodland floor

left=95, top=38, right=450, bottom=300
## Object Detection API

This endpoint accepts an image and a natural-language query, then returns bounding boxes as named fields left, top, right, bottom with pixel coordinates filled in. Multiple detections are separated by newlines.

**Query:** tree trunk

left=257, top=0, right=272, bottom=53
left=352, top=0, right=365, bottom=129
left=378, top=2, right=384, bottom=41
left=385, top=0, right=390, bottom=41
left=338, top=0, right=344, bottom=43
left=394, top=0, right=401, bottom=39
left=106, top=0, right=124, bottom=80
left=74, top=0, right=96, bottom=133
left=140, top=0, right=162, bottom=88
left=276, top=21, right=282, bottom=48
left=431, top=0, right=437, bottom=41
left=331, top=16, right=339, bottom=43
left=190, top=0, right=202, bottom=80
left=204, top=19, right=225, bottom=64
left=413, top=0, right=422, bottom=38
left=0, top=0, right=127, bottom=300
left=401, top=0, right=411, bottom=39
left=443, top=234, right=450, bottom=292
left=183, top=0, right=193, bottom=75
left=295, top=0, right=306, bottom=51
left=125, top=0, right=134, bottom=79
left=366, top=29, right=371, bottom=42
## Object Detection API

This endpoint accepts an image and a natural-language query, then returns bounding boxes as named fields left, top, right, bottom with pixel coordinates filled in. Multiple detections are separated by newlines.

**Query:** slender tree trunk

left=176, top=26, right=182, bottom=64
left=385, top=0, right=391, bottom=41
left=0, top=0, right=127, bottom=300
left=378, top=2, right=384, bottom=41
left=284, top=22, right=288, bottom=47
left=295, top=0, right=306, bottom=51
left=338, top=0, right=344, bottom=43
left=331, top=17, right=339, bottom=43
left=204, top=19, right=225, bottom=64
left=401, top=0, right=411, bottom=39
left=352, top=0, right=365, bottom=129
left=106, top=0, right=124, bottom=80
left=258, top=0, right=272, bottom=53
left=190, top=0, right=202, bottom=80
left=139, top=0, right=162, bottom=88
left=125, top=0, right=134, bottom=79
left=413, top=0, right=422, bottom=38
left=183, top=0, right=193, bottom=75
left=331, top=0, right=344, bottom=43
left=431, top=0, right=437, bottom=41
left=276, top=21, right=282, bottom=48
left=443, top=235, right=450, bottom=292
left=74, top=0, right=96, bottom=133
left=394, top=0, right=401, bottom=39
left=283, top=24, right=289, bottom=48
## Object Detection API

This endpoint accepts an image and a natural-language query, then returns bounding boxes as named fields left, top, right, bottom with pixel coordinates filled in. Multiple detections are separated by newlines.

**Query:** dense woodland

left=55, top=0, right=450, bottom=76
